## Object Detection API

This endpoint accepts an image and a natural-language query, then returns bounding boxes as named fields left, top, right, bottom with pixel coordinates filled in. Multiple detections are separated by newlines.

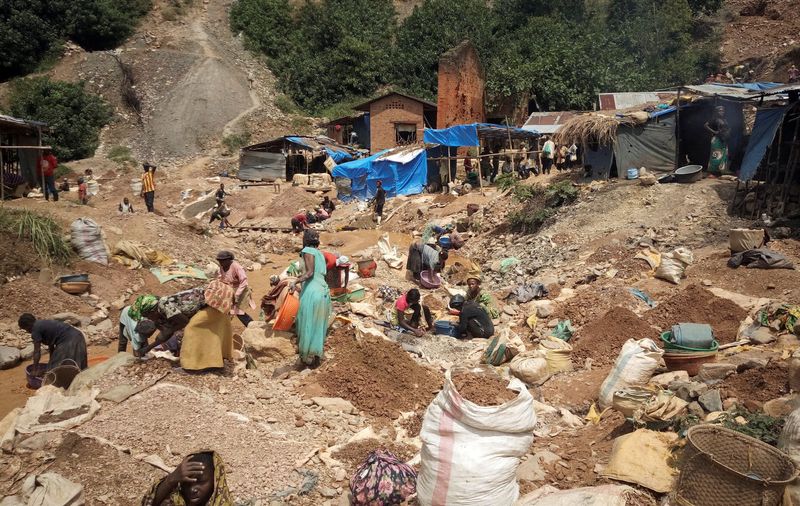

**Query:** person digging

left=392, top=288, right=434, bottom=337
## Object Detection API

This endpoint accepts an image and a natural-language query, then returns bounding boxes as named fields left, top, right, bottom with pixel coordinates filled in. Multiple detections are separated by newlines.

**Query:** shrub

left=8, top=77, right=113, bottom=161
left=508, top=208, right=553, bottom=233
left=65, top=0, right=151, bottom=50
left=0, top=1, right=65, bottom=80
left=107, top=145, right=135, bottom=164
left=545, top=180, right=579, bottom=206
left=222, top=132, right=251, bottom=154
left=0, top=208, right=72, bottom=264
left=274, top=94, right=299, bottom=115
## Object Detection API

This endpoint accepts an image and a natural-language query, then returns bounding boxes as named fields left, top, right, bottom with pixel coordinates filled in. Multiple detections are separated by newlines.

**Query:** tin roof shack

left=522, top=111, right=579, bottom=135
left=323, top=112, right=370, bottom=151
left=728, top=84, right=800, bottom=220
left=354, top=92, right=437, bottom=153
left=238, top=135, right=361, bottom=182
left=0, top=114, right=49, bottom=200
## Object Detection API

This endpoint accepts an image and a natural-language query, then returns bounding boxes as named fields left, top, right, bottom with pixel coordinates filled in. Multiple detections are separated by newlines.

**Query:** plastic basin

left=273, top=294, right=299, bottom=331
left=675, top=164, right=703, bottom=183
left=419, top=270, right=442, bottom=289
left=26, top=363, right=48, bottom=389
left=663, top=350, right=717, bottom=376
left=434, top=320, right=459, bottom=337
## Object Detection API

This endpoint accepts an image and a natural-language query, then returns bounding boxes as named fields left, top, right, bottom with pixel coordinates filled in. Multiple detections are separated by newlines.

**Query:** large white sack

left=417, top=366, right=536, bottom=506
left=515, top=484, right=654, bottom=506
left=598, top=338, right=663, bottom=409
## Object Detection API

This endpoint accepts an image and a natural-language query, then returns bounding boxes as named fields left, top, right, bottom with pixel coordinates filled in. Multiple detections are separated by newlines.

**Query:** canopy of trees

left=232, top=0, right=722, bottom=114
left=0, top=0, right=152, bottom=80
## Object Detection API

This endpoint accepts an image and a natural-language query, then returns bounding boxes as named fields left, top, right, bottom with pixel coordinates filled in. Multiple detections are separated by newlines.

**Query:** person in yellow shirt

left=140, top=162, right=156, bottom=212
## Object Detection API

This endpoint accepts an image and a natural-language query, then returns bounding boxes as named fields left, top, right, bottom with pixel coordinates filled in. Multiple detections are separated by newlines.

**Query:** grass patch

left=0, top=208, right=72, bottom=265
left=274, top=94, right=299, bottom=115
left=504, top=178, right=579, bottom=233
left=289, top=117, right=312, bottom=134
left=222, top=132, right=251, bottom=155
left=316, top=96, right=371, bottom=120
left=107, top=145, right=135, bottom=164
left=162, top=0, right=193, bottom=20
left=54, top=164, right=74, bottom=179
left=507, top=208, right=554, bottom=234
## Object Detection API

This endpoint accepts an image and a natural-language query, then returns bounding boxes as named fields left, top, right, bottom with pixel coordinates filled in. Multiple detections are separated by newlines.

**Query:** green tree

left=65, top=0, right=152, bottom=50
left=7, top=77, right=113, bottom=160
left=393, top=0, right=495, bottom=100
left=0, top=0, right=67, bottom=80
left=229, top=0, right=293, bottom=56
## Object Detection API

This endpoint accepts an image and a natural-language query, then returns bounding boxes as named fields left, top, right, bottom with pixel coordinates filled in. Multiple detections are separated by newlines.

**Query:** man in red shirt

left=290, top=209, right=309, bottom=233
left=38, top=149, right=59, bottom=201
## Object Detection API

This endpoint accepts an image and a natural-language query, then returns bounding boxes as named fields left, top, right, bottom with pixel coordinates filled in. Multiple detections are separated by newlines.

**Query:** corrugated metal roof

left=598, top=92, right=677, bottom=110
left=683, top=83, right=788, bottom=101
left=0, top=114, right=48, bottom=131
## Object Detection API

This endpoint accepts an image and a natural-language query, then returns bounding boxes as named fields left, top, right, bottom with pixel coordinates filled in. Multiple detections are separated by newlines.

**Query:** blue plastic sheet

left=332, top=149, right=427, bottom=200
left=324, top=147, right=355, bottom=163
left=423, top=124, right=480, bottom=147
left=740, top=106, right=788, bottom=181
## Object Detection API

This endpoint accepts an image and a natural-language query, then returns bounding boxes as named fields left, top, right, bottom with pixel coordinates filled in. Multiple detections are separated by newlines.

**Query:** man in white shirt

left=541, top=136, right=556, bottom=175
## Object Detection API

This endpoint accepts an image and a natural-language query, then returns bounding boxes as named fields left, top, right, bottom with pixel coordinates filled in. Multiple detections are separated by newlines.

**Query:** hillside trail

left=144, top=1, right=257, bottom=158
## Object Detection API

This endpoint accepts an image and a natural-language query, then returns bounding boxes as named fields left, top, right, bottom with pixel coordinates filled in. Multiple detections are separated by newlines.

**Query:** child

left=77, top=177, right=88, bottom=205
left=119, top=197, right=135, bottom=214
left=58, top=178, right=70, bottom=192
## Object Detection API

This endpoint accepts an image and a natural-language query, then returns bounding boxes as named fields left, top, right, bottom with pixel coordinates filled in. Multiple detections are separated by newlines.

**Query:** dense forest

left=231, top=0, right=724, bottom=114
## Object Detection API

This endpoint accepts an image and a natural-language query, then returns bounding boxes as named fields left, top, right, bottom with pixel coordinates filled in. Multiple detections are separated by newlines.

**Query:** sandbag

left=779, top=407, right=800, bottom=506
left=515, top=484, right=655, bottom=506
left=654, top=247, right=693, bottom=284
left=509, top=350, right=550, bottom=386
left=13, top=386, right=100, bottom=435
left=417, top=367, right=536, bottom=506
left=539, top=336, right=572, bottom=375
left=632, top=390, right=688, bottom=424
left=598, top=339, right=663, bottom=409
left=729, top=228, right=765, bottom=253
left=1, top=472, right=84, bottom=506
left=601, top=429, right=678, bottom=493
left=70, top=218, right=108, bottom=265
left=611, top=387, right=655, bottom=418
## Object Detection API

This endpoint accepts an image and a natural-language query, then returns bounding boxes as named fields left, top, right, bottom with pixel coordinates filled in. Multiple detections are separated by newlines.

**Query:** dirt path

left=145, top=6, right=255, bottom=157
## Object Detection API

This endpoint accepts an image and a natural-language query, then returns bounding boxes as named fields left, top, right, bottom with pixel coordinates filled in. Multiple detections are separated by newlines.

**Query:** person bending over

left=18, top=313, right=88, bottom=371
left=393, top=288, right=433, bottom=337
left=449, top=295, right=494, bottom=339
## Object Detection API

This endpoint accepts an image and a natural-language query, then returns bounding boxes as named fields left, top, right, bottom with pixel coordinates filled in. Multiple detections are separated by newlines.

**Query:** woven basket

left=676, top=424, right=798, bottom=506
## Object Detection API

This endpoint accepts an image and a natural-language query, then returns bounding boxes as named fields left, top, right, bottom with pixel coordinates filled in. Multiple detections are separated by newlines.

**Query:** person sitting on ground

left=321, top=196, right=336, bottom=214
left=209, top=202, right=231, bottom=229
left=261, top=274, right=297, bottom=321
left=392, top=288, right=433, bottom=337
left=466, top=165, right=480, bottom=188
left=78, top=177, right=88, bottom=205
left=216, top=250, right=255, bottom=328
left=142, top=451, right=233, bottom=506
left=58, top=178, right=70, bottom=192
left=466, top=272, right=499, bottom=319
left=18, top=313, right=88, bottom=371
left=118, top=305, right=156, bottom=357
left=314, top=206, right=329, bottom=221
left=291, top=209, right=309, bottom=233
left=501, top=155, right=514, bottom=175
left=119, top=197, right=135, bottom=214
left=517, top=157, right=531, bottom=179
left=449, top=295, right=495, bottom=340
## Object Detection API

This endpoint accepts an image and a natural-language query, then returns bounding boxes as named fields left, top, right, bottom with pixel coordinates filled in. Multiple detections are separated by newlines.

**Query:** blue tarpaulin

left=285, top=136, right=311, bottom=148
left=324, top=146, right=355, bottom=163
left=423, top=123, right=539, bottom=147
left=714, top=82, right=783, bottom=92
left=332, top=148, right=428, bottom=200
left=740, top=106, right=789, bottom=181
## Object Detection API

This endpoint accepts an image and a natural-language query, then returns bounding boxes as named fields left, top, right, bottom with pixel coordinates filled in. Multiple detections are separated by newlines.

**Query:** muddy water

left=0, top=343, right=118, bottom=418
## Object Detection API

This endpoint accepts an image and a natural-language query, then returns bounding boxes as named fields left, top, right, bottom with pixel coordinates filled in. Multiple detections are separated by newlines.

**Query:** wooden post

left=675, top=86, right=682, bottom=170
left=38, top=127, right=45, bottom=194
left=476, top=139, right=484, bottom=196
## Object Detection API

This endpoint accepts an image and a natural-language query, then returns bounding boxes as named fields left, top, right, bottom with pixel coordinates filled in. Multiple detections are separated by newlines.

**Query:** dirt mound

left=571, top=307, right=657, bottom=367
left=0, top=276, right=93, bottom=320
left=0, top=232, right=39, bottom=282
left=399, top=411, right=423, bottom=437
left=555, top=283, right=640, bottom=327
left=260, top=187, right=321, bottom=219
left=451, top=369, right=516, bottom=406
left=315, top=327, right=442, bottom=418
left=583, top=244, right=650, bottom=281
left=721, top=365, right=789, bottom=403
left=332, top=439, right=418, bottom=470
left=645, top=284, right=748, bottom=344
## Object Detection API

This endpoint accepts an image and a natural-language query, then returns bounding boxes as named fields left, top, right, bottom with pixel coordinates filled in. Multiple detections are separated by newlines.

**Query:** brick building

left=355, top=92, right=437, bottom=153
left=437, top=40, right=486, bottom=129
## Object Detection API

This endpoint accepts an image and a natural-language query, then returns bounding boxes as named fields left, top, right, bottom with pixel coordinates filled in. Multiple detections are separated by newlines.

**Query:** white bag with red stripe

left=417, top=366, right=536, bottom=506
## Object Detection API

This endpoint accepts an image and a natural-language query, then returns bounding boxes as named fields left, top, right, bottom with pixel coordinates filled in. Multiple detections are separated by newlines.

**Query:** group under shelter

left=331, top=144, right=428, bottom=201
left=238, top=135, right=363, bottom=183
left=423, top=122, right=541, bottom=186
left=0, top=114, right=50, bottom=199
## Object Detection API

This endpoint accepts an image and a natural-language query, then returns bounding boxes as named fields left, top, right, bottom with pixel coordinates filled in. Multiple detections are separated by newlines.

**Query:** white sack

left=598, top=338, right=663, bottom=409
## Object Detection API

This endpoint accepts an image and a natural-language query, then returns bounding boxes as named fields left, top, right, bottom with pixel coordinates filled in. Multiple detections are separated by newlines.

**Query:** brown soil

left=538, top=366, right=612, bottom=410
left=721, top=365, right=790, bottom=403
left=0, top=276, right=94, bottom=320
left=332, top=439, right=418, bottom=471
left=314, top=327, right=443, bottom=418
left=451, top=369, right=517, bottom=406
left=583, top=244, right=651, bottom=281
left=645, top=284, right=748, bottom=344
left=571, top=307, right=658, bottom=367
left=554, top=283, right=641, bottom=327
left=0, top=232, right=40, bottom=282
left=260, top=187, right=321, bottom=219
left=399, top=411, right=423, bottom=437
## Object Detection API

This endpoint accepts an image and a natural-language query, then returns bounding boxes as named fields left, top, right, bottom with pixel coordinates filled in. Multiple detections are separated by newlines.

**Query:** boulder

left=763, top=396, right=800, bottom=418
left=50, top=312, right=88, bottom=328
left=651, top=371, right=689, bottom=389
left=698, top=389, right=723, bottom=413
left=311, top=397, right=357, bottom=414
left=0, top=345, right=21, bottom=370
left=697, top=363, right=736, bottom=383
left=241, top=328, right=295, bottom=362
left=687, top=401, right=705, bottom=417
left=19, top=344, right=35, bottom=360
left=533, top=300, right=554, bottom=318
left=749, top=327, right=776, bottom=345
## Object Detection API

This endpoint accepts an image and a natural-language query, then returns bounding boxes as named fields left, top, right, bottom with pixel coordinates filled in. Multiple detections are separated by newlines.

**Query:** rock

left=19, top=344, right=34, bottom=360
left=242, top=328, right=295, bottom=362
left=671, top=381, right=707, bottom=401
left=0, top=346, right=21, bottom=370
left=333, top=468, right=347, bottom=482
left=547, top=319, right=559, bottom=328
left=735, top=357, right=770, bottom=373
left=503, top=305, right=518, bottom=316
left=722, top=397, right=739, bottom=410
left=516, top=451, right=561, bottom=482
left=94, top=319, right=113, bottom=333
left=749, top=328, right=776, bottom=345
left=533, top=300, right=554, bottom=318
left=651, top=371, right=689, bottom=388
left=705, top=411, right=725, bottom=422
left=734, top=416, right=748, bottom=425
left=701, top=279, right=713, bottom=287
left=763, top=396, right=799, bottom=418
left=312, top=397, right=357, bottom=414
left=50, top=312, right=86, bottom=327
left=687, top=401, right=705, bottom=417
left=251, top=263, right=262, bottom=271
left=698, top=390, right=723, bottom=413
left=90, top=311, right=108, bottom=325
left=697, top=363, right=736, bottom=383
left=743, top=399, right=763, bottom=412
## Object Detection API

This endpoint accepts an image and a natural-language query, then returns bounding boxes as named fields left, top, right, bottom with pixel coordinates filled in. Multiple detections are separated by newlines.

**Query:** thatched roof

left=554, top=112, right=639, bottom=145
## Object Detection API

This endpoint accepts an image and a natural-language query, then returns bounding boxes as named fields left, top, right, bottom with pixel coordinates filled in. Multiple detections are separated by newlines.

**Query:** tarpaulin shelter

left=0, top=114, right=49, bottom=200
left=332, top=146, right=428, bottom=200
left=238, top=135, right=362, bottom=181
left=423, top=123, right=540, bottom=146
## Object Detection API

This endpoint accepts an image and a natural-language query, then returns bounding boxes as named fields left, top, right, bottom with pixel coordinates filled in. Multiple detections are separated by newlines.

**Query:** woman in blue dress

left=291, top=229, right=331, bottom=367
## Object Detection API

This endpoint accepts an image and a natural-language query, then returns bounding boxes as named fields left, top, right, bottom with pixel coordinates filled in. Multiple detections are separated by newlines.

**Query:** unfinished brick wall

left=437, top=40, right=486, bottom=129
left=369, top=94, right=425, bottom=152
